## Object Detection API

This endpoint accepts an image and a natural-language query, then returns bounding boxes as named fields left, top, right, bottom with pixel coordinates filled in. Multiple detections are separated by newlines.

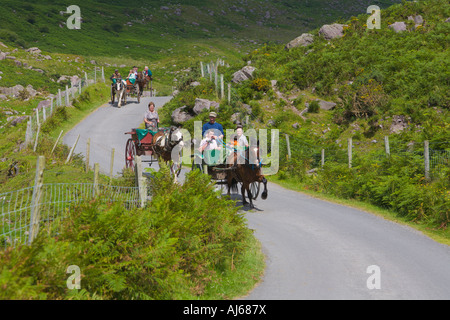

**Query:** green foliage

left=0, top=164, right=254, bottom=299
left=308, top=100, right=320, bottom=113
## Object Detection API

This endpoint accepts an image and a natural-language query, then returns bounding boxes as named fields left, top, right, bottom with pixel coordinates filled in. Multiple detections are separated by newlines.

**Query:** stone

left=37, top=100, right=51, bottom=110
left=232, top=65, right=256, bottom=83
left=445, top=17, right=450, bottom=23
left=316, top=99, right=337, bottom=110
left=0, top=52, right=6, bottom=60
left=190, top=81, right=201, bottom=87
left=26, top=47, right=41, bottom=54
left=408, top=15, right=424, bottom=27
left=193, top=98, right=219, bottom=115
left=389, top=21, right=407, bottom=33
left=292, top=122, right=300, bottom=129
left=26, top=85, right=37, bottom=97
left=8, top=116, right=28, bottom=126
left=319, top=24, right=345, bottom=40
left=285, top=33, right=314, bottom=50
left=171, top=106, right=193, bottom=124
left=390, top=115, right=409, bottom=133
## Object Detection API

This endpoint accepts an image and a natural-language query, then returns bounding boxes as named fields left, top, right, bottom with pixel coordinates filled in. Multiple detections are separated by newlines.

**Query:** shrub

left=308, top=100, right=320, bottom=113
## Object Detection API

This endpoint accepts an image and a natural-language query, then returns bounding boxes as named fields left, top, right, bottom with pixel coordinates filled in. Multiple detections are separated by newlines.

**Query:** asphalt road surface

left=63, top=95, right=450, bottom=300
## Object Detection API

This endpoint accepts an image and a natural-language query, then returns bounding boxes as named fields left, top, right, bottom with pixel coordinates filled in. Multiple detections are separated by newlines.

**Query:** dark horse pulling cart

left=192, top=139, right=268, bottom=208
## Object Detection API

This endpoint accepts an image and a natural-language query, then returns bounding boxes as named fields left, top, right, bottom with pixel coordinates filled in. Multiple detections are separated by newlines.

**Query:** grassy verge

left=267, top=175, right=450, bottom=246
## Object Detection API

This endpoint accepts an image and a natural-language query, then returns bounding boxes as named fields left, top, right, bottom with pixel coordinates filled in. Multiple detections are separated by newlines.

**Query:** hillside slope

left=0, top=0, right=401, bottom=62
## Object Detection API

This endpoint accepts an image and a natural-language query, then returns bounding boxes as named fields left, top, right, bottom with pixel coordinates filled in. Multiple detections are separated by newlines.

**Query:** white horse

left=152, top=127, right=185, bottom=182
left=111, top=79, right=127, bottom=107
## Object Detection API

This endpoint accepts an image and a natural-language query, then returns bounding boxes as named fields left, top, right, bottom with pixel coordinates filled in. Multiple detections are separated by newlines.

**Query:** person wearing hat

left=110, top=69, right=122, bottom=85
left=202, top=111, right=224, bottom=141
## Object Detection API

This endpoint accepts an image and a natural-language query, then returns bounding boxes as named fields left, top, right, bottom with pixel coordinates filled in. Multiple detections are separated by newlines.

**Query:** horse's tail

left=229, top=177, right=239, bottom=194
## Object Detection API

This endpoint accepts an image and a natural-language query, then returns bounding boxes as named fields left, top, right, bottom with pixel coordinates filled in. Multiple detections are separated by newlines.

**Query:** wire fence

left=0, top=182, right=142, bottom=250
left=24, top=67, right=106, bottom=150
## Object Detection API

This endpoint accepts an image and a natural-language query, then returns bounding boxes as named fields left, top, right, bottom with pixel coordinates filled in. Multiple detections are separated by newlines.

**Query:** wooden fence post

left=220, top=74, right=224, bottom=100
left=348, top=138, right=352, bottom=168
left=321, top=149, right=325, bottom=167
left=85, top=138, right=90, bottom=173
left=384, top=136, right=390, bottom=156
left=66, top=134, right=80, bottom=164
left=33, top=126, right=40, bottom=152
left=65, top=85, right=69, bottom=106
left=135, top=156, right=147, bottom=207
left=285, top=134, right=291, bottom=159
left=93, top=163, right=99, bottom=197
left=109, top=148, right=115, bottom=185
left=28, top=156, right=45, bottom=245
left=51, top=130, right=64, bottom=155
left=25, top=117, right=32, bottom=147
left=424, top=140, right=430, bottom=181
left=200, top=62, right=204, bottom=77
left=228, top=83, right=231, bottom=103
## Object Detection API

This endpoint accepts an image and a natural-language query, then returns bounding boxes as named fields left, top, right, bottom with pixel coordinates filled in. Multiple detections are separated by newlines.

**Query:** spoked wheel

left=125, top=139, right=136, bottom=170
left=250, top=181, right=261, bottom=200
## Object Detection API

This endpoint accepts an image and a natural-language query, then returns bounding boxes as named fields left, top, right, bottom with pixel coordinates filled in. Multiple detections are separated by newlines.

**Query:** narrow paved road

left=63, top=96, right=173, bottom=176
left=64, top=96, right=450, bottom=300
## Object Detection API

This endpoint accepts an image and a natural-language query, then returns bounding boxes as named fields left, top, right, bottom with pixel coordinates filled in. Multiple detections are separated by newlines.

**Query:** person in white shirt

left=199, top=129, right=222, bottom=165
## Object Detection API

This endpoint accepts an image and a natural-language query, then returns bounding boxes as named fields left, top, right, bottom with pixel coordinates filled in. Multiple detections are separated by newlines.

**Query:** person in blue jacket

left=202, top=112, right=224, bottom=141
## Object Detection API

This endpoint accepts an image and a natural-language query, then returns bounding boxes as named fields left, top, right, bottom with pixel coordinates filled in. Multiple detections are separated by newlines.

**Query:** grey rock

left=8, top=116, right=28, bottom=126
left=445, top=17, right=450, bottom=23
left=319, top=24, right=345, bottom=40
left=232, top=65, right=256, bottom=83
left=190, top=81, right=201, bottom=87
left=316, top=99, right=337, bottom=111
left=0, top=52, right=6, bottom=60
left=171, top=106, right=193, bottom=124
left=193, top=98, right=219, bottom=115
left=285, top=33, right=314, bottom=50
left=389, top=21, right=407, bottom=33
left=37, top=100, right=52, bottom=110
left=0, top=94, right=7, bottom=100
left=390, top=115, right=409, bottom=134
left=408, top=15, right=424, bottom=27
left=26, top=47, right=41, bottom=54
left=292, top=122, right=300, bottom=129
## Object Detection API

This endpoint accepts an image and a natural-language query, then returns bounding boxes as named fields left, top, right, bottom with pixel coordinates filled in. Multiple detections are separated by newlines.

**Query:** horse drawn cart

left=124, top=128, right=160, bottom=170
left=191, top=143, right=263, bottom=203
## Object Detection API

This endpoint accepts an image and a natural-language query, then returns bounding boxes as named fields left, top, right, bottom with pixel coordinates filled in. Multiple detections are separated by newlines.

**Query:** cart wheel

left=125, top=139, right=136, bottom=170
left=250, top=181, right=261, bottom=200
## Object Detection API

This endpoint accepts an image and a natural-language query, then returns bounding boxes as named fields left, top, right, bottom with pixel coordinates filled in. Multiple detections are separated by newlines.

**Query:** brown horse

left=226, top=143, right=268, bottom=208
left=136, top=72, right=151, bottom=96
left=152, top=127, right=184, bottom=180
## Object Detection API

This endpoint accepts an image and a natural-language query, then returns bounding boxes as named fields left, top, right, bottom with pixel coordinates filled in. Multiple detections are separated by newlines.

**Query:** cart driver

left=144, top=102, right=159, bottom=130
left=110, top=69, right=122, bottom=85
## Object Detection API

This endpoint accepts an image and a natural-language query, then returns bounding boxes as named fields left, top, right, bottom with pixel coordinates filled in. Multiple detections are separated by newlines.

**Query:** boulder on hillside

left=390, top=115, right=409, bottom=134
left=193, top=98, right=219, bottom=115
left=37, top=100, right=51, bottom=110
left=319, top=24, right=345, bottom=40
left=232, top=65, right=256, bottom=83
left=171, top=106, right=193, bottom=124
left=285, top=33, right=314, bottom=50
left=0, top=85, right=25, bottom=98
left=445, top=17, right=450, bottom=23
left=0, top=52, right=6, bottom=60
left=316, top=99, right=337, bottom=111
left=408, top=15, right=424, bottom=27
left=26, top=47, right=41, bottom=54
left=389, top=21, right=407, bottom=33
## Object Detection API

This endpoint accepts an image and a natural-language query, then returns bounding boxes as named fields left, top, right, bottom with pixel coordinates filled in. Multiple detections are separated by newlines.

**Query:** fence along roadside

left=0, top=155, right=148, bottom=250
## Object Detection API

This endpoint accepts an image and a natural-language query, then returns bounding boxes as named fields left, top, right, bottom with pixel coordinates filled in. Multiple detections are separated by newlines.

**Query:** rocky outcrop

left=389, top=21, right=407, bottom=33
left=408, top=15, right=424, bottom=27
left=171, top=106, right=193, bottom=125
left=390, top=115, right=409, bottom=134
left=26, top=47, right=42, bottom=55
left=232, top=66, right=256, bottom=83
left=315, top=99, right=337, bottom=111
left=285, top=33, right=314, bottom=50
left=193, top=98, right=219, bottom=115
left=319, top=24, right=345, bottom=40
